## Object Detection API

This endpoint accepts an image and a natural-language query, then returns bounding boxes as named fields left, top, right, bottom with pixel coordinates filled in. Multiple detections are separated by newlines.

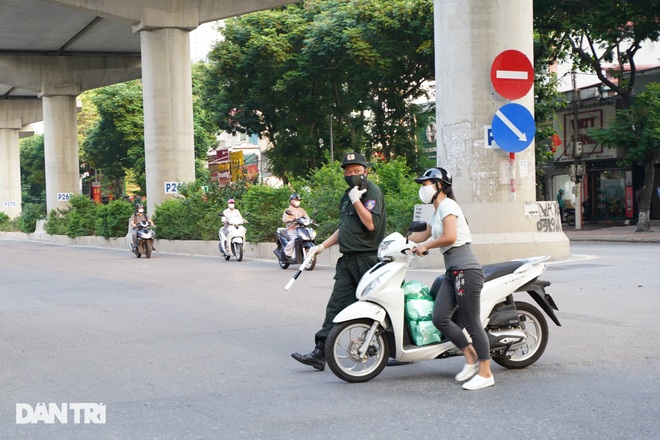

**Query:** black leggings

left=432, top=269, right=490, bottom=360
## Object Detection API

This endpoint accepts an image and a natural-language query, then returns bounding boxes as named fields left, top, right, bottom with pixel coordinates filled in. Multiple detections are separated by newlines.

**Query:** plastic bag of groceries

left=403, top=280, right=442, bottom=346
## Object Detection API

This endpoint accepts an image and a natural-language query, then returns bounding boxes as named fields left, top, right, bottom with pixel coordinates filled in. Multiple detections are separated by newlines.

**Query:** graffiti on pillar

left=525, top=201, right=562, bottom=232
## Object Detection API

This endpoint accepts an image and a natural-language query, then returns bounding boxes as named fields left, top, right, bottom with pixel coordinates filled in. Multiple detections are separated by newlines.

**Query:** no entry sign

left=490, top=50, right=534, bottom=100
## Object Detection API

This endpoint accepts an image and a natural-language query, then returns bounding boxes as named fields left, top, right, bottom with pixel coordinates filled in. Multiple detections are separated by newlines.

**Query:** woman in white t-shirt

left=409, top=167, right=494, bottom=391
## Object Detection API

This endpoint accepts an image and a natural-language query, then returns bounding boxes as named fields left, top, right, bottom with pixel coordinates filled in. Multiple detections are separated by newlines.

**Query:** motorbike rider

left=220, top=198, right=244, bottom=253
left=291, top=152, right=387, bottom=371
left=282, top=193, right=309, bottom=261
left=130, top=203, right=155, bottom=250
left=409, top=167, right=493, bottom=390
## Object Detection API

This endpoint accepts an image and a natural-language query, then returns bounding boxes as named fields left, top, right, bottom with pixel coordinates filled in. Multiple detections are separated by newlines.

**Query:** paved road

left=1, top=240, right=658, bottom=439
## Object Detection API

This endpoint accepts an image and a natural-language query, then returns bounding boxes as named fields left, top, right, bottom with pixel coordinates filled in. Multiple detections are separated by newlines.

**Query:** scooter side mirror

left=408, top=221, right=427, bottom=233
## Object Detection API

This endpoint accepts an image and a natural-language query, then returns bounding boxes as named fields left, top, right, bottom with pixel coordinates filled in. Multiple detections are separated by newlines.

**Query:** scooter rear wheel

left=492, top=301, right=549, bottom=369
left=326, top=319, right=389, bottom=383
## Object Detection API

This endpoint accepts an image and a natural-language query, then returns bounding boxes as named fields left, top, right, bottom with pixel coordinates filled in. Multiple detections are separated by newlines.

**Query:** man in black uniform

left=291, top=152, right=387, bottom=371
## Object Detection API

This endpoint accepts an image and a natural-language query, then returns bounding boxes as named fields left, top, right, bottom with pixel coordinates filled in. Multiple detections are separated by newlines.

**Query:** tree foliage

left=203, top=0, right=434, bottom=180
left=590, top=83, right=660, bottom=231
left=534, top=0, right=660, bottom=109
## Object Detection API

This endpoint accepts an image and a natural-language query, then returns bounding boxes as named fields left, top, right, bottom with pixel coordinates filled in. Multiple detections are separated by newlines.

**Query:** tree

left=82, top=80, right=145, bottom=197
left=534, top=0, right=660, bottom=109
left=590, top=83, right=660, bottom=232
left=203, top=0, right=434, bottom=180
left=19, top=134, right=46, bottom=206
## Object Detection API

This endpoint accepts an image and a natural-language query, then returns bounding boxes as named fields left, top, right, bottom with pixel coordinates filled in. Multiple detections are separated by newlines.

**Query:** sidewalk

left=562, top=221, right=660, bottom=243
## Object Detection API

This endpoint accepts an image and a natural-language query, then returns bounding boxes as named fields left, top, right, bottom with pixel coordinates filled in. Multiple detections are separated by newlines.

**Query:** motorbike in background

left=325, top=221, right=560, bottom=383
left=219, top=216, right=248, bottom=262
left=130, top=220, right=155, bottom=259
left=274, top=211, right=318, bottom=271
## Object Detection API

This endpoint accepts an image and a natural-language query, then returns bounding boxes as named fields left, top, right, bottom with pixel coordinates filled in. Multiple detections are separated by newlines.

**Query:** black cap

left=341, top=152, right=368, bottom=169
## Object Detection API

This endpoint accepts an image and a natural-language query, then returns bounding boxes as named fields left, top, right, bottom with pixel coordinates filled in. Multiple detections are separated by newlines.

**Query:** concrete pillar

left=42, top=95, right=80, bottom=214
left=0, top=99, right=43, bottom=218
left=0, top=55, right=140, bottom=214
left=0, top=128, right=22, bottom=218
left=138, top=26, right=195, bottom=215
left=44, top=0, right=299, bottom=215
left=434, top=0, right=569, bottom=263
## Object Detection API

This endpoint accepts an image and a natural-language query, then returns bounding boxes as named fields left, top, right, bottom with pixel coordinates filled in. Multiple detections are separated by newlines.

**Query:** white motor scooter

left=325, top=221, right=560, bottom=383
left=219, top=216, right=247, bottom=262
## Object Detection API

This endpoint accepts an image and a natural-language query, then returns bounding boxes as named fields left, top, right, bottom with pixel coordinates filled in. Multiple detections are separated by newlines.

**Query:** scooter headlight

left=359, top=270, right=390, bottom=299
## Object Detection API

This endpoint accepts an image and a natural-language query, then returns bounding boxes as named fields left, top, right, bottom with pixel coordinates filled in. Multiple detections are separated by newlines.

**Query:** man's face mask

left=344, top=174, right=366, bottom=188
left=138, top=208, right=144, bottom=213
left=228, top=204, right=235, bottom=209
left=291, top=200, right=301, bottom=207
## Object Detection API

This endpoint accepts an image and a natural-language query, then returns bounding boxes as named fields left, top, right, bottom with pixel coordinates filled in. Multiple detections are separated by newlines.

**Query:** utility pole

left=329, top=114, right=334, bottom=162
left=572, top=71, right=583, bottom=230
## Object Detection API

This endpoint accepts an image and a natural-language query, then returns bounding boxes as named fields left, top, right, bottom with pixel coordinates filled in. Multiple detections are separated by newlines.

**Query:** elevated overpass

left=0, top=0, right=299, bottom=217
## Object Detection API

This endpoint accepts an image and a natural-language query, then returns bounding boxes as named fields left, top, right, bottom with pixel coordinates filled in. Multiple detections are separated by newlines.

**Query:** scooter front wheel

left=233, top=242, right=243, bottom=262
left=492, top=301, right=549, bottom=369
left=326, top=319, right=389, bottom=383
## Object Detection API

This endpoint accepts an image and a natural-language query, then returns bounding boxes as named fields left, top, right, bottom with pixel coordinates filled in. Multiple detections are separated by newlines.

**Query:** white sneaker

left=462, top=374, right=495, bottom=390
left=454, top=362, right=479, bottom=381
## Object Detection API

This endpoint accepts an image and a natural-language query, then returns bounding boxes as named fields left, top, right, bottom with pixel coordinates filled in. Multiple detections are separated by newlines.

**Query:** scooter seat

left=427, top=260, right=526, bottom=300
left=482, top=261, right=526, bottom=282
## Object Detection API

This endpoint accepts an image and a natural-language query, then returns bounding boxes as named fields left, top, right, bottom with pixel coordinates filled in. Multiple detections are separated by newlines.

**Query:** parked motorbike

left=564, top=200, right=595, bottom=227
left=563, top=208, right=576, bottom=226
left=325, top=221, right=560, bottom=383
left=130, top=220, right=156, bottom=259
left=274, top=211, right=318, bottom=271
left=219, top=216, right=248, bottom=262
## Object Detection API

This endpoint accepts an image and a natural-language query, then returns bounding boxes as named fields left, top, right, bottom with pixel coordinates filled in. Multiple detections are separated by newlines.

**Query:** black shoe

left=291, top=343, right=325, bottom=371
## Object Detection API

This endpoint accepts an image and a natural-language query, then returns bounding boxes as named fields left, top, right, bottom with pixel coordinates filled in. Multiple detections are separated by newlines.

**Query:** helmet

left=341, top=152, right=368, bottom=169
left=227, top=198, right=235, bottom=204
left=414, top=167, right=453, bottom=186
left=289, top=193, right=301, bottom=201
left=558, top=189, right=564, bottom=194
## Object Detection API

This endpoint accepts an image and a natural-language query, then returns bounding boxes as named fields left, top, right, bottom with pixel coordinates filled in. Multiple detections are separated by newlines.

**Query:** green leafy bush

left=96, top=199, right=135, bottom=238
left=44, top=209, right=67, bottom=235
left=17, top=203, right=45, bottom=233
left=372, top=158, right=420, bottom=234
left=65, top=195, right=98, bottom=238
left=241, top=184, right=292, bottom=243
left=0, top=212, right=13, bottom=231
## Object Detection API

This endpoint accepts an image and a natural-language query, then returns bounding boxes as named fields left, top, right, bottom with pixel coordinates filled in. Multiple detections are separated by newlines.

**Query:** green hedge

left=32, top=159, right=421, bottom=242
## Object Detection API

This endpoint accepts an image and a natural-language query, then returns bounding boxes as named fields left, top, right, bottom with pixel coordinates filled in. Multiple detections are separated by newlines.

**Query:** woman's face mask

left=138, top=208, right=144, bottom=213
left=291, top=200, right=301, bottom=207
left=228, top=204, right=235, bottom=209
left=418, top=183, right=438, bottom=204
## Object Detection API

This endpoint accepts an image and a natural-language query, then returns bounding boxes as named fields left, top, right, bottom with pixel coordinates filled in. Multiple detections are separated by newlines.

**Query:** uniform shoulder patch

left=364, top=200, right=376, bottom=211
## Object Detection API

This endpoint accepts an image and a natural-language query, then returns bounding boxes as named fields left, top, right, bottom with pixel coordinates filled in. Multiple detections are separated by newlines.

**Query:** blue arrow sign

left=491, top=103, right=535, bottom=153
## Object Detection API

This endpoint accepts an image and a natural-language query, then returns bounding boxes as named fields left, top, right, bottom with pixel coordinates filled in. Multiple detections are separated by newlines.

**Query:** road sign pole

left=509, top=152, right=516, bottom=201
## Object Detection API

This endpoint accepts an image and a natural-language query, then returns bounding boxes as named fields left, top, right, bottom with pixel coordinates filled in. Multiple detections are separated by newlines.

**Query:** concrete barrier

left=0, top=229, right=447, bottom=269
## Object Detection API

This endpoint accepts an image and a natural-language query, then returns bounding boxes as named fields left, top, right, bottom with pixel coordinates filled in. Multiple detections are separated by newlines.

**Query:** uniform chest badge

left=364, top=200, right=376, bottom=211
